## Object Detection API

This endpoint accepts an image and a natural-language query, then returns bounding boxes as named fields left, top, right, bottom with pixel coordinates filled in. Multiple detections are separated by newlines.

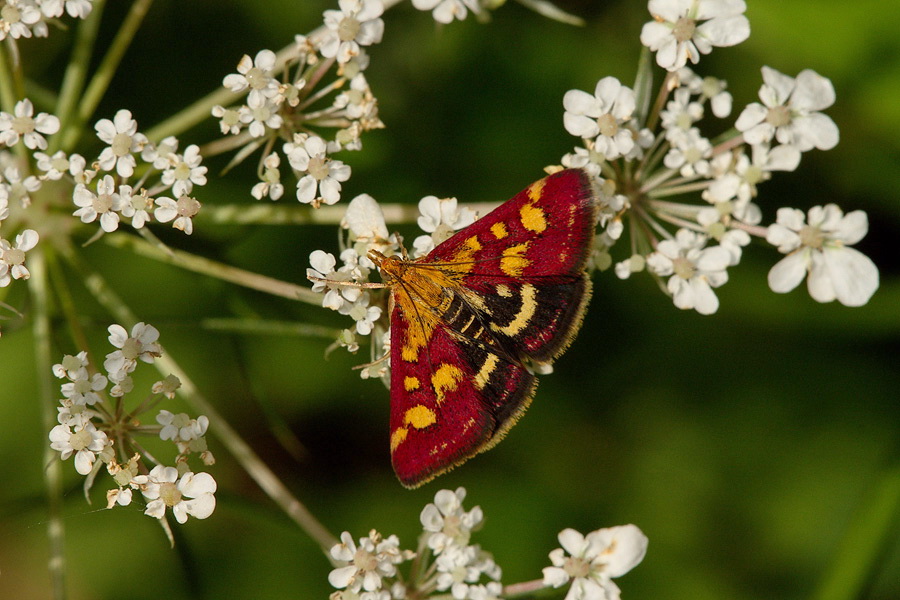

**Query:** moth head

left=368, top=249, right=407, bottom=284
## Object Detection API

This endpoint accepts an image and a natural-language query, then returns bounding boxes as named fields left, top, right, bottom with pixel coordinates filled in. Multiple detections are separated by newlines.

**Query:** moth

left=315, top=168, right=598, bottom=487
left=374, top=168, right=598, bottom=487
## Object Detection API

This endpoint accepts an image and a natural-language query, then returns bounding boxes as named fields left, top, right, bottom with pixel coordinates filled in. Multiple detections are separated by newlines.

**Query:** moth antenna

left=307, top=274, right=389, bottom=290
left=351, top=351, right=390, bottom=370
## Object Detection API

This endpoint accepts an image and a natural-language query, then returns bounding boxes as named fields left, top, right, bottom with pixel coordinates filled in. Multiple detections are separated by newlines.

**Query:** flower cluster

left=556, top=0, right=878, bottom=313
left=0, top=0, right=94, bottom=42
left=328, top=487, right=647, bottom=600
left=212, top=8, right=384, bottom=208
left=69, top=109, right=206, bottom=234
left=48, top=323, right=216, bottom=524
left=0, top=99, right=206, bottom=326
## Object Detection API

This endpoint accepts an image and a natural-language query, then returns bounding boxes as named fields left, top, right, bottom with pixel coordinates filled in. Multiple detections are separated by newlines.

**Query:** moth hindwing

left=372, top=168, right=598, bottom=488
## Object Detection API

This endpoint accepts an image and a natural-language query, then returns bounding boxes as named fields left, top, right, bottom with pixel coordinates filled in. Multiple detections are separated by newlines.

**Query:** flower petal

left=768, top=250, right=810, bottom=293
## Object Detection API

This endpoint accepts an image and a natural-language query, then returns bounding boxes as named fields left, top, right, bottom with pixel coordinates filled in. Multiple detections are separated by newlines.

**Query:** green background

left=1, top=1, right=898, bottom=599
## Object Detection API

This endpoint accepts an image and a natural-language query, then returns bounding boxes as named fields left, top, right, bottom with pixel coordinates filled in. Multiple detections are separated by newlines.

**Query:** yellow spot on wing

left=474, top=353, right=500, bottom=390
left=390, top=427, right=408, bottom=452
left=520, top=203, right=547, bottom=233
left=405, top=404, right=437, bottom=429
left=496, top=284, right=512, bottom=297
left=404, top=376, right=420, bottom=391
left=490, top=222, right=508, bottom=239
left=432, top=363, right=464, bottom=404
left=527, top=179, right=546, bottom=202
left=500, top=243, right=530, bottom=277
left=491, top=283, right=538, bottom=336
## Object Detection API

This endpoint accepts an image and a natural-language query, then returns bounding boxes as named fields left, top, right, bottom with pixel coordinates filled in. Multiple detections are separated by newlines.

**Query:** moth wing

left=388, top=301, right=535, bottom=488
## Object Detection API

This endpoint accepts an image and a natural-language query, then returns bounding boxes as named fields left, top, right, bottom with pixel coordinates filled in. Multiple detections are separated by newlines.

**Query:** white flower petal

left=768, top=250, right=810, bottom=293
left=822, top=246, right=879, bottom=307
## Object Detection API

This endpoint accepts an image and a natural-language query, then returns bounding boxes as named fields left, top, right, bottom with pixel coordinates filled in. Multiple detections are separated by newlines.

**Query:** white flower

left=251, top=152, right=285, bottom=201
left=564, top=77, right=637, bottom=161
left=154, top=195, right=201, bottom=235
left=103, top=322, right=162, bottom=378
left=349, top=302, right=382, bottom=335
left=161, top=144, right=207, bottom=197
left=420, top=487, right=484, bottom=554
left=211, top=105, right=244, bottom=135
left=222, top=50, right=280, bottom=108
left=641, top=0, right=750, bottom=71
left=60, top=368, right=107, bottom=406
left=157, top=410, right=209, bottom=442
left=2, top=163, right=42, bottom=207
left=703, top=144, right=800, bottom=214
left=412, top=195, right=477, bottom=257
left=136, top=465, right=217, bottom=523
left=119, top=186, right=154, bottom=229
left=72, top=175, right=124, bottom=232
left=0, top=228, right=38, bottom=285
left=0, top=99, right=60, bottom=150
left=766, top=205, right=878, bottom=307
left=0, top=1, right=43, bottom=41
left=49, top=421, right=108, bottom=475
left=52, top=351, right=89, bottom=379
left=646, top=229, right=731, bottom=315
left=239, top=101, right=283, bottom=138
left=283, top=134, right=351, bottom=206
left=736, top=66, right=839, bottom=152
left=95, top=109, right=147, bottom=177
left=306, top=249, right=363, bottom=312
left=344, top=193, right=390, bottom=245
left=34, top=150, right=85, bottom=181
left=412, top=0, right=479, bottom=23
left=320, top=0, right=385, bottom=64
left=328, top=530, right=409, bottom=593
left=660, top=87, right=704, bottom=139
left=542, top=525, right=648, bottom=600
left=663, top=127, right=712, bottom=177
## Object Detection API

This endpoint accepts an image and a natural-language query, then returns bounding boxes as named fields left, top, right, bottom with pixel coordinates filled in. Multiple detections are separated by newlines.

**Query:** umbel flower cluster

left=48, top=323, right=216, bottom=529
left=328, top=487, right=648, bottom=600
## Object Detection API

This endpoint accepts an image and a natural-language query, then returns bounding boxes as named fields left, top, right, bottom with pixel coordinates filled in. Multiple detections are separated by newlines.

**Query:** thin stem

left=51, top=0, right=106, bottom=154
left=62, top=0, right=154, bottom=151
left=502, top=578, right=547, bottom=597
left=29, top=247, right=68, bottom=600
left=58, top=241, right=339, bottom=554
left=201, top=318, right=340, bottom=339
left=102, top=232, right=322, bottom=304
left=645, top=71, right=677, bottom=133
left=0, top=41, right=22, bottom=111
left=649, top=179, right=710, bottom=198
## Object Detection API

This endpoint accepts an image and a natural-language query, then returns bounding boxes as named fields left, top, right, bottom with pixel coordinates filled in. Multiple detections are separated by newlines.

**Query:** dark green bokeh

left=1, top=1, right=898, bottom=599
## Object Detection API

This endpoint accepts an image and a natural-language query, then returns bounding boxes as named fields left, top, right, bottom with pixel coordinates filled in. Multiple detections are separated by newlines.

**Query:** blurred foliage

left=1, top=1, right=898, bottom=599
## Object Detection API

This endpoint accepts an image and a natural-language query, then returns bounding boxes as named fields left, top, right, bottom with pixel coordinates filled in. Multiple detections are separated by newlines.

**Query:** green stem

left=103, top=232, right=322, bottom=304
left=52, top=0, right=106, bottom=154
left=201, top=318, right=340, bottom=339
left=812, top=463, right=900, bottom=600
left=58, top=240, right=338, bottom=554
left=29, top=247, right=68, bottom=600
left=0, top=40, right=22, bottom=111
left=61, top=0, right=154, bottom=151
